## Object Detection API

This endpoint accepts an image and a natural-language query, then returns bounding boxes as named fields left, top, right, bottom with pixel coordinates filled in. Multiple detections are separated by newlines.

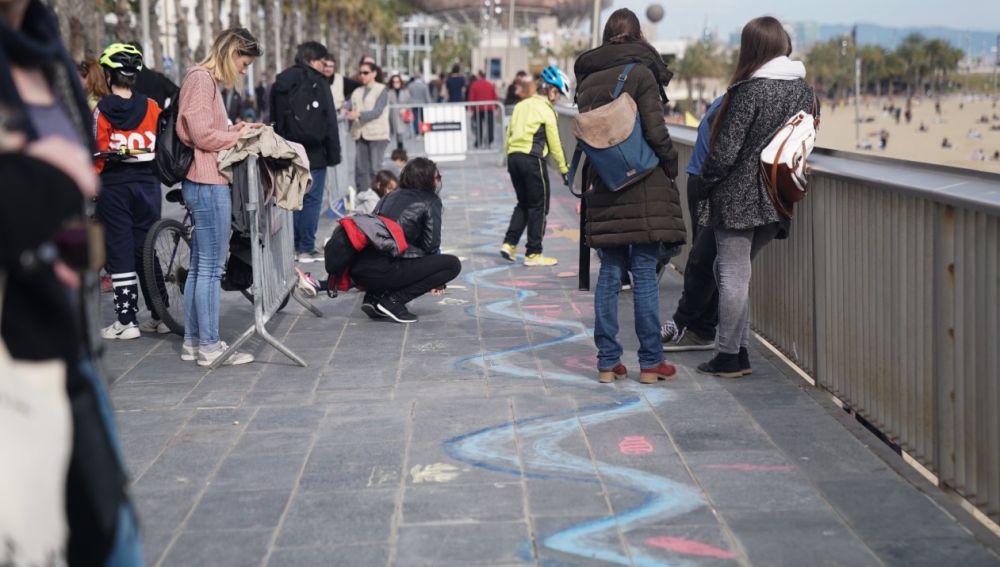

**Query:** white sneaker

left=139, top=319, right=171, bottom=334
left=197, top=342, right=254, bottom=367
left=297, top=251, right=323, bottom=264
left=181, top=343, right=198, bottom=361
left=101, top=321, right=141, bottom=340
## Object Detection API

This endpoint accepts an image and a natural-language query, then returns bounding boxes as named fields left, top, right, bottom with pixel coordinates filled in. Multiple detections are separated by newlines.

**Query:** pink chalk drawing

left=703, top=464, right=795, bottom=473
left=645, top=536, right=738, bottom=559
left=556, top=271, right=576, bottom=278
left=618, top=436, right=654, bottom=455
left=563, top=355, right=594, bottom=372
left=499, top=280, right=540, bottom=288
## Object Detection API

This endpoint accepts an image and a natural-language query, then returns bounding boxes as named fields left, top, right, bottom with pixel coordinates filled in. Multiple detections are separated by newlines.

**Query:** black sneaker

left=361, top=293, right=386, bottom=319
left=661, top=320, right=715, bottom=352
left=739, top=347, right=752, bottom=376
left=376, top=295, right=418, bottom=323
left=697, top=353, right=743, bottom=378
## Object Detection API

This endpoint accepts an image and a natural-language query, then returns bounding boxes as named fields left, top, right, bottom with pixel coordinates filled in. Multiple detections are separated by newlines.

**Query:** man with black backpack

left=271, top=41, right=341, bottom=263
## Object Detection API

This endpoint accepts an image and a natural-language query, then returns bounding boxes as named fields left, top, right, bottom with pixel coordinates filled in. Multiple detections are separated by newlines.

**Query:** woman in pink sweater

left=176, top=27, right=261, bottom=366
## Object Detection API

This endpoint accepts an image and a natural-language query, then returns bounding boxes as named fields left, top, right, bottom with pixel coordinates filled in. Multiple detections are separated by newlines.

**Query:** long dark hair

left=709, top=16, right=792, bottom=147
left=400, top=157, right=439, bottom=193
left=602, top=8, right=645, bottom=45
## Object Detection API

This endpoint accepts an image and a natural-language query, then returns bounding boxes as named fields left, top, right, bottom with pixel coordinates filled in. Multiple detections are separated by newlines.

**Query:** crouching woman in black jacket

left=352, top=157, right=461, bottom=323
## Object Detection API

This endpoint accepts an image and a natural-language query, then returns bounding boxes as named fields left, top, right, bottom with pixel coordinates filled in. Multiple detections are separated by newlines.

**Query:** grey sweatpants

left=713, top=223, right=780, bottom=354
left=355, top=138, right=389, bottom=193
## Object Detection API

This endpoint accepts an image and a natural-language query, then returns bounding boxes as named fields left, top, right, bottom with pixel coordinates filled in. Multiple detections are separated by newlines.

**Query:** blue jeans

left=182, top=181, right=230, bottom=350
left=294, top=168, right=326, bottom=253
left=594, top=243, right=663, bottom=369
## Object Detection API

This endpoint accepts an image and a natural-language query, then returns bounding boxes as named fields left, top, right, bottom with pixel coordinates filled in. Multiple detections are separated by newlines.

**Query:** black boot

left=697, top=352, right=743, bottom=378
left=738, top=347, right=752, bottom=376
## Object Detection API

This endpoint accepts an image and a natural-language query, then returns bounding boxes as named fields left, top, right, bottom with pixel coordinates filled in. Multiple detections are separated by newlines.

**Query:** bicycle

left=141, top=187, right=291, bottom=336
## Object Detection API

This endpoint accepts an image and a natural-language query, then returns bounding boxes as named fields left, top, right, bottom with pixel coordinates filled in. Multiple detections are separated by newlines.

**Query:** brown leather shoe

left=639, top=361, right=677, bottom=384
left=598, top=363, right=628, bottom=383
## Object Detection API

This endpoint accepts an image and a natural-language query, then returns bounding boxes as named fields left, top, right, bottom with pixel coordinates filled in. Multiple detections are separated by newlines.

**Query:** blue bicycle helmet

left=540, top=65, right=571, bottom=97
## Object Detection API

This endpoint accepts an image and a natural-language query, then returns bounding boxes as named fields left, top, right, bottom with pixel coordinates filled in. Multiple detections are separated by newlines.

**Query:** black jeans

left=473, top=109, right=495, bottom=147
left=503, top=153, right=550, bottom=255
left=351, top=251, right=462, bottom=304
left=672, top=175, right=719, bottom=339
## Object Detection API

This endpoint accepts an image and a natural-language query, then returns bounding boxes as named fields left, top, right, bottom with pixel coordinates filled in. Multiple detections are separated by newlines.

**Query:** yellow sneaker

left=524, top=254, right=558, bottom=267
left=500, top=243, right=516, bottom=263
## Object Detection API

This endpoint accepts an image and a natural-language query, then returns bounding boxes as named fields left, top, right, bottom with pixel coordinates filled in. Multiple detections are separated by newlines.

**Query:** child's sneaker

left=524, top=254, right=558, bottom=267
left=139, top=319, right=170, bottom=334
left=101, top=321, right=140, bottom=340
left=500, top=243, right=516, bottom=263
left=197, top=342, right=254, bottom=367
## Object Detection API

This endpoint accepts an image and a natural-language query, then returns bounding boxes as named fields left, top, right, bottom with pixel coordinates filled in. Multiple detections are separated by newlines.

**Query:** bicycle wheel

left=142, top=218, right=191, bottom=336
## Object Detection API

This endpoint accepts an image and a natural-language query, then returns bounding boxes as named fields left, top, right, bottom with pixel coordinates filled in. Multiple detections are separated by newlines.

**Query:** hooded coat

left=574, top=41, right=686, bottom=249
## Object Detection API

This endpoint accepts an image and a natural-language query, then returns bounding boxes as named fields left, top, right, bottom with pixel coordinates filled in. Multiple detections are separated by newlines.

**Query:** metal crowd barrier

left=556, top=105, right=1000, bottom=524
left=326, top=117, right=355, bottom=216
left=213, top=156, right=323, bottom=369
left=388, top=100, right=506, bottom=159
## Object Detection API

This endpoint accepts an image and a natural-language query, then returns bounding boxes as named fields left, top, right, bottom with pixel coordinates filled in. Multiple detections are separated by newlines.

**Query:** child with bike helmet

left=500, top=65, right=570, bottom=267
left=93, top=42, right=164, bottom=339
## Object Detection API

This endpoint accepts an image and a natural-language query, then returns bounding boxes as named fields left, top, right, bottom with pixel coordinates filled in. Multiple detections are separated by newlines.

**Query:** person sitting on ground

left=499, top=65, right=570, bottom=267
left=92, top=43, right=165, bottom=339
left=383, top=147, right=407, bottom=176
left=942, top=137, right=952, bottom=149
left=354, top=169, right=397, bottom=215
left=351, top=158, right=462, bottom=323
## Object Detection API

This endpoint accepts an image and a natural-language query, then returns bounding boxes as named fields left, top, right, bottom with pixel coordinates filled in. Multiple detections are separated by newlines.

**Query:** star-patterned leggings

left=96, top=179, right=162, bottom=325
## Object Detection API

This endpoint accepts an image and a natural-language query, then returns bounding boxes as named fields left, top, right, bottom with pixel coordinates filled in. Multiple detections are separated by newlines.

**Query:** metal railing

left=556, top=105, right=1000, bottom=523
left=214, top=156, right=323, bottom=369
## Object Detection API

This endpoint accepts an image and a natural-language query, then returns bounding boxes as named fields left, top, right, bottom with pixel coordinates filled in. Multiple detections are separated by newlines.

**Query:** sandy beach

left=818, top=94, right=1000, bottom=174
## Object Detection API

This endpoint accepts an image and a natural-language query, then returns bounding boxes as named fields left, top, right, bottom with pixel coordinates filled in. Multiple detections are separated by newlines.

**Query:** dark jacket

left=270, top=63, right=341, bottom=169
left=134, top=66, right=179, bottom=108
left=574, top=41, right=686, bottom=248
left=374, top=188, right=442, bottom=258
left=699, top=77, right=814, bottom=233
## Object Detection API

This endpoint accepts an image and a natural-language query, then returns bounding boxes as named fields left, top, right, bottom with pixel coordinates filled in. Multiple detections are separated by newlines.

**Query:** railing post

left=578, top=197, right=590, bottom=291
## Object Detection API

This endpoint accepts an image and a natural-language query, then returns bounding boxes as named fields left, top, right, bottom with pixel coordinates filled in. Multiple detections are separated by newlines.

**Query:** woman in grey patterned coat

left=696, top=16, right=816, bottom=377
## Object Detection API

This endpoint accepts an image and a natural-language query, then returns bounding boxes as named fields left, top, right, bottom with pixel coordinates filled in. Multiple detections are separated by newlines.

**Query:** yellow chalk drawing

left=549, top=227, right=580, bottom=242
left=410, top=463, right=460, bottom=483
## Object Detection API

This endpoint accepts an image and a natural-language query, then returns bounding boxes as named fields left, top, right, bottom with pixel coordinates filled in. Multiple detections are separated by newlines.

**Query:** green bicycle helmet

left=99, top=43, right=143, bottom=76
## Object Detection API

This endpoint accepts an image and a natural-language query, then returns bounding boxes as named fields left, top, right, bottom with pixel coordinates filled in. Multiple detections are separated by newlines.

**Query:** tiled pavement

left=103, top=156, right=1000, bottom=566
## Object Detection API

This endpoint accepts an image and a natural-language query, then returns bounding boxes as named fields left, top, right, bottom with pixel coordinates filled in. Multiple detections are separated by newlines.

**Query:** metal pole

left=854, top=28, right=862, bottom=149
left=505, top=0, right=515, bottom=81
left=273, top=0, right=282, bottom=71
left=591, top=0, right=601, bottom=49
left=854, top=55, right=861, bottom=148
left=140, top=0, right=151, bottom=57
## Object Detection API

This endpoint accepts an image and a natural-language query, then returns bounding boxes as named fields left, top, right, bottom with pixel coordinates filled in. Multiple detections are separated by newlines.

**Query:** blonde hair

left=199, top=27, right=261, bottom=88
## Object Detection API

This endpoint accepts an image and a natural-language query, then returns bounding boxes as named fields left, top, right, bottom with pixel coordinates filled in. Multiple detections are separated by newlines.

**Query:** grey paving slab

left=276, top=489, right=396, bottom=548
left=160, top=528, right=273, bottom=567
left=186, top=488, right=292, bottom=530
left=394, top=522, right=534, bottom=566
left=102, top=155, right=1000, bottom=566
left=402, top=482, right=525, bottom=524
left=267, top=544, right=390, bottom=567
left=723, top=508, right=881, bottom=566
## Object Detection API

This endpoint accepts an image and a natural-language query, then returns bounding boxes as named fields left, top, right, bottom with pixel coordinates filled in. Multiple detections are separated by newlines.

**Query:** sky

left=610, top=0, right=1000, bottom=40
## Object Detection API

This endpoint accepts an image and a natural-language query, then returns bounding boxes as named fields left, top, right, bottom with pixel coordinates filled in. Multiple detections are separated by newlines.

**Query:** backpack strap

left=611, top=63, right=637, bottom=99
left=567, top=145, right=584, bottom=198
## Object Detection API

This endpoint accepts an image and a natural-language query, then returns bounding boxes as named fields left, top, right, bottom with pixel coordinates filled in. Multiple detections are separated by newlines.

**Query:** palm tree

left=677, top=40, right=723, bottom=108
left=896, top=33, right=929, bottom=95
